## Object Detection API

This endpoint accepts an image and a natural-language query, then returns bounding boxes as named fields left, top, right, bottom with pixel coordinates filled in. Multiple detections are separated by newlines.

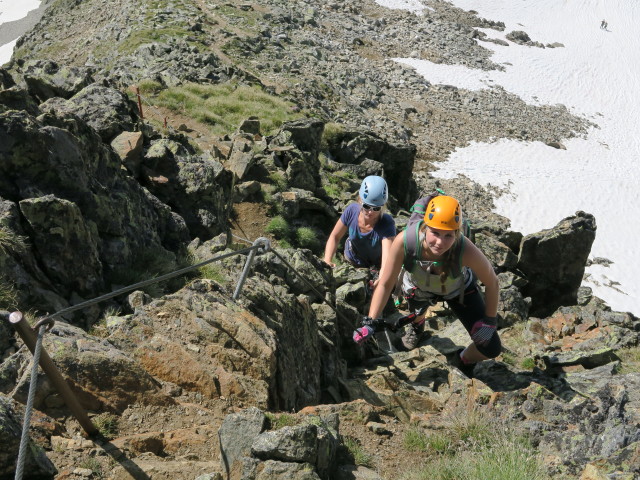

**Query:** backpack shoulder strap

left=403, top=220, right=423, bottom=272
left=454, top=234, right=466, bottom=278
left=450, top=219, right=472, bottom=277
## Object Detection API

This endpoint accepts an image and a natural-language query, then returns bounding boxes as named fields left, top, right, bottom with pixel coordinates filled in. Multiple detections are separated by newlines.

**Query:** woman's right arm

left=462, top=239, right=499, bottom=317
left=367, top=232, right=406, bottom=319
left=323, top=219, right=348, bottom=267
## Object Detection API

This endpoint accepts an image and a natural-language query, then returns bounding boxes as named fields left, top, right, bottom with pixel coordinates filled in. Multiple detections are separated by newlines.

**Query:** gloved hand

left=353, top=316, right=381, bottom=344
left=471, top=316, right=497, bottom=346
left=353, top=326, right=375, bottom=344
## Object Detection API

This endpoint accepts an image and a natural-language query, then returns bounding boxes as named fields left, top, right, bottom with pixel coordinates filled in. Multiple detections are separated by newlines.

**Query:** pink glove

left=353, top=326, right=375, bottom=345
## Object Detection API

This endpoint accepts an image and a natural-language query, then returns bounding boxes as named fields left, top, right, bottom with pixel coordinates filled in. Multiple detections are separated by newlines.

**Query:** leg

left=448, top=284, right=502, bottom=361
left=400, top=295, right=432, bottom=350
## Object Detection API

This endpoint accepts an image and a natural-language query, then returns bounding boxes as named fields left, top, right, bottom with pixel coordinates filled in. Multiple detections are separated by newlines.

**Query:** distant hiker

left=323, top=175, right=396, bottom=292
left=600, top=20, right=607, bottom=29
left=353, top=195, right=501, bottom=377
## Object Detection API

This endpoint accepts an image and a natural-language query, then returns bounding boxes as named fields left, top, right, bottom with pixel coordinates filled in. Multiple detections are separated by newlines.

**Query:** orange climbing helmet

left=424, top=195, right=462, bottom=230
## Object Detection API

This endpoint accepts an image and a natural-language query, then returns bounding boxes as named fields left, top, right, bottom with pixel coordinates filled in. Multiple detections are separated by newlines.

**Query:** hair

left=419, top=223, right=462, bottom=293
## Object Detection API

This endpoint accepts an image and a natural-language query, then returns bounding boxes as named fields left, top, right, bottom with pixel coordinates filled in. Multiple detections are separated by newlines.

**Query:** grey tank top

left=402, top=231, right=473, bottom=300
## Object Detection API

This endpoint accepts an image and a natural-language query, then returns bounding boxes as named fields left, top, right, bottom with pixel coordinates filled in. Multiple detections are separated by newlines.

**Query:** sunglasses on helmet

left=362, top=203, right=382, bottom=212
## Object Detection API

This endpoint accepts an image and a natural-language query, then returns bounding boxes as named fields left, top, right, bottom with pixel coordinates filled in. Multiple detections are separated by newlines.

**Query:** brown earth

left=229, top=201, right=274, bottom=246
left=43, top=393, right=447, bottom=479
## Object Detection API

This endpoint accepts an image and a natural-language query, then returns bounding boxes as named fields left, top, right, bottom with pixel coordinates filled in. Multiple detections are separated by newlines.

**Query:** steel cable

left=47, top=245, right=263, bottom=321
left=14, top=324, right=47, bottom=480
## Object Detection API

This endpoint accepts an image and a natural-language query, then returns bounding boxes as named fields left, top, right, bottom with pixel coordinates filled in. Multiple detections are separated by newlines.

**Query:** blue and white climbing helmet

left=359, top=176, right=388, bottom=207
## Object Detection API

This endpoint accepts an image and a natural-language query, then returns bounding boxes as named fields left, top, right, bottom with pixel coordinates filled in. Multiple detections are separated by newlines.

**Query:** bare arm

left=462, top=238, right=499, bottom=317
left=323, top=219, right=348, bottom=267
left=373, top=236, right=396, bottom=289
left=367, top=233, right=405, bottom=319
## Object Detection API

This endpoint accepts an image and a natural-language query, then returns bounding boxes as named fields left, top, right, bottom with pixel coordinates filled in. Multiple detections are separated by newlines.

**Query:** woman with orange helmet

left=354, top=194, right=501, bottom=378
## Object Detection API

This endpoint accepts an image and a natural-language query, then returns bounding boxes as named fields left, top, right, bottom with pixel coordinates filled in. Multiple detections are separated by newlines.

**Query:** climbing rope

left=14, top=318, right=53, bottom=480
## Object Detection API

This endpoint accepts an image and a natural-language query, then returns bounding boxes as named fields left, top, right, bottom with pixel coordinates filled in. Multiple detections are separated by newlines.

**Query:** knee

left=477, top=331, right=501, bottom=359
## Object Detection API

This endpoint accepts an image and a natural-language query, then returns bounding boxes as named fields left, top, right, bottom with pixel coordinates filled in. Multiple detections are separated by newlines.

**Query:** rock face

left=218, top=407, right=339, bottom=480
left=19, top=195, right=103, bottom=297
left=325, top=129, right=417, bottom=206
left=21, top=59, right=94, bottom=102
left=40, top=83, right=137, bottom=142
left=3, top=322, right=174, bottom=413
left=108, top=280, right=279, bottom=409
left=0, top=395, right=57, bottom=478
left=517, top=211, right=597, bottom=317
left=0, top=74, right=238, bottom=318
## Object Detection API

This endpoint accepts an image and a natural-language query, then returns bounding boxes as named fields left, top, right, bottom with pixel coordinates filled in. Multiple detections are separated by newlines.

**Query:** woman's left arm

left=462, top=238, right=499, bottom=317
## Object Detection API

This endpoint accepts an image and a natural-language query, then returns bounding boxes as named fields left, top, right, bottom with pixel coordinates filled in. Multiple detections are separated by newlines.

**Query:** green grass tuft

left=265, top=216, right=290, bottom=239
left=0, top=275, right=18, bottom=311
left=0, top=226, right=28, bottom=254
left=268, top=172, right=288, bottom=192
left=93, top=412, right=119, bottom=440
left=399, top=405, right=549, bottom=480
left=342, top=436, right=374, bottom=468
left=403, top=428, right=429, bottom=452
left=617, top=345, right=640, bottom=374
left=88, top=306, right=122, bottom=338
left=79, top=456, right=102, bottom=476
left=197, top=263, right=226, bottom=283
left=265, top=412, right=298, bottom=430
left=295, top=227, right=319, bottom=251
left=276, top=239, right=293, bottom=249
left=147, top=82, right=302, bottom=137
left=137, top=79, right=164, bottom=95
left=321, top=122, right=346, bottom=151
left=500, top=351, right=516, bottom=366
left=450, top=408, right=493, bottom=447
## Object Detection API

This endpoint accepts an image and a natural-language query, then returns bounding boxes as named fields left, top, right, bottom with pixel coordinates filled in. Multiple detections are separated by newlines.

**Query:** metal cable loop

left=231, top=233, right=254, bottom=245
left=14, top=323, right=47, bottom=480
left=32, top=317, right=55, bottom=332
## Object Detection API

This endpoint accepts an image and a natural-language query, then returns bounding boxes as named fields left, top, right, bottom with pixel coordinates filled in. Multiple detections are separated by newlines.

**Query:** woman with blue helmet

left=323, top=176, right=396, bottom=291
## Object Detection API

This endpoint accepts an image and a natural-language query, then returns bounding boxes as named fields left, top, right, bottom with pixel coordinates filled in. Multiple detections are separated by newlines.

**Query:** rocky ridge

left=11, top=0, right=592, bottom=166
left=0, top=0, right=638, bottom=479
